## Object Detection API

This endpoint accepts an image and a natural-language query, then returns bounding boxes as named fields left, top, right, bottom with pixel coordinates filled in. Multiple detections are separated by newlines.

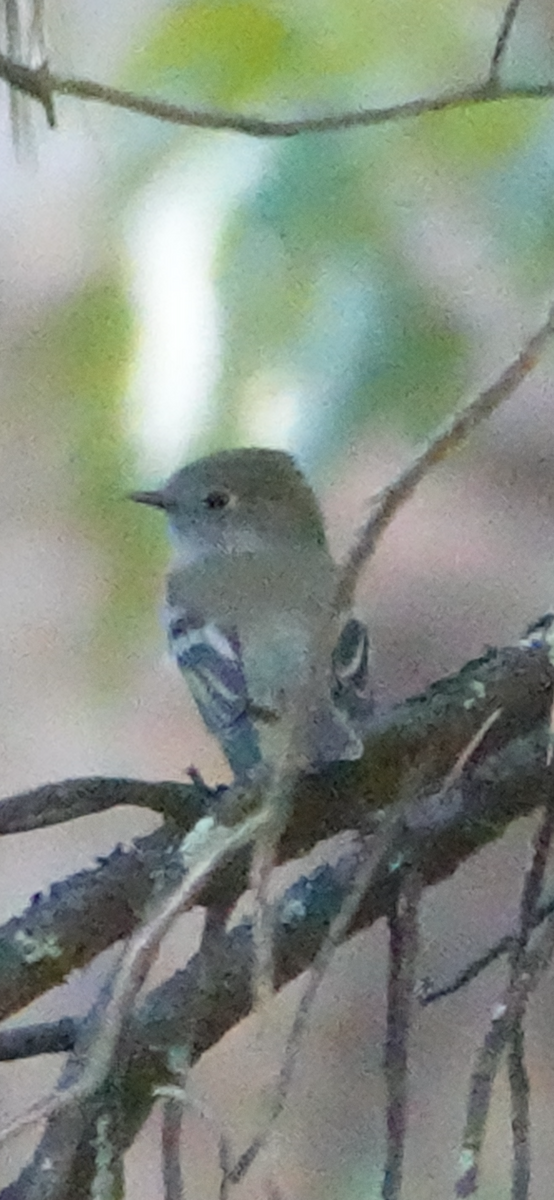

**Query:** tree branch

left=5, top=724, right=554, bottom=1200
left=1, top=52, right=554, bottom=138
left=0, top=804, right=272, bottom=1151
left=0, top=1018, right=76, bottom=1061
left=0, top=776, right=206, bottom=834
left=337, top=302, right=554, bottom=606
left=0, top=641, right=551, bottom=1025
left=489, top=0, right=525, bottom=82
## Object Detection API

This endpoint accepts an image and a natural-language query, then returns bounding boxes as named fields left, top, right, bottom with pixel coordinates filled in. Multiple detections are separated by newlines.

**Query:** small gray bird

left=132, top=448, right=371, bottom=779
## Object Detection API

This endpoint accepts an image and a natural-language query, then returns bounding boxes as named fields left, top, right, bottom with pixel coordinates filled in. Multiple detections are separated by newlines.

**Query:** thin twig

left=382, top=871, right=422, bottom=1200
left=162, top=1097, right=185, bottom=1200
left=420, top=935, right=515, bottom=1005
left=91, top=1111, right=122, bottom=1200
left=29, top=0, right=47, bottom=65
left=337, top=304, right=554, bottom=607
left=221, top=809, right=407, bottom=1191
left=507, top=1016, right=530, bottom=1200
left=456, top=807, right=554, bottom=1197
left=456, top=996, right=518, bottom=1195
left=515, top=806, right=554, bottom=950
left=218, top=1133, right=234, bottom=1200
left=251, top=837, right=280, bottom=1007
left=1, top=52, right=554, bottom=136
left=505, top=806, right=554, bottom=1200
left=438, top=708, right=502, bottom=795
left=489, top=0, right=525, bottom=82
left=422, top=888, right=554, bottom=1008
left=229, top=714, right=494, bottom=1195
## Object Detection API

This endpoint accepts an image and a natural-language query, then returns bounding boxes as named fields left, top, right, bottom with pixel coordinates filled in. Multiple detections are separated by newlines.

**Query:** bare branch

left=516, top=805, right=554, bottom=949
left=337, top=304, right=554, bottom=607
left=90, top=1111, right=123, bottom=1200
left=218, top=1132, right=234, bottom=1200
left=162, top=1097, right=185, bottom=1200
left=0, top=775, right=204, bottom=833
left=490, top=0, right=525, bottom=82
left=0, top=1017, right=76, bottom=1060
left=455, top=916, right=554, bottom=1196
left=421, top=890, right=554, bottom=1006
left=505, top=806, right=554, bottom=1200
left=1, top=52, right=554, bottom=138
left=221, top=810, right=420, bottom=1194
left=456, top=806, right=554, bottom=1196
left=508, top=1016, right=530, bottom=1200
left=420, top=935, right=515, bottom=1005
left=382, top=872, right=421, bottom=1200
left=456, top=1012, right=510, bottom=1194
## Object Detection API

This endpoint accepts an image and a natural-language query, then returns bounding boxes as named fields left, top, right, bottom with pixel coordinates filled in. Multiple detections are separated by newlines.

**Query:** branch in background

left=220, top=804, right=411, bottom=1192
left=162, top=1097, right=185, bottom=1200
left=455, top=911, right=554, bottom=1196
left=337, top=303, right=554, bottom=607
left=382, top=871, right=421, bottom=1200
left=506, top=806, right=554, bottom=1200
left=0, top=775, right=207, bottom=833
left=456, top=805, right=554, bottom=1197
left=29, top=0, right=47, bottom=65
left=0, top=1018, right=76, bottom=1061
left=1, top=52, right=554, bottom=138
left=508, top=1017, right=530, bottom=1200
left=3, top=0, right=51, bottom=142
left=421, top=889, right=554, bottom=1006
left=489, top=0, right=525, bottom=82
left=0, top=0, right=530, bottom=139
left=420, top=935, right=515, bottom=1005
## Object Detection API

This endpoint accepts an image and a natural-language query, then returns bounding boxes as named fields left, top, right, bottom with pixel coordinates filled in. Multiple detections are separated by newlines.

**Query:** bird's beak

left=128, top=489, right=168, bottom=509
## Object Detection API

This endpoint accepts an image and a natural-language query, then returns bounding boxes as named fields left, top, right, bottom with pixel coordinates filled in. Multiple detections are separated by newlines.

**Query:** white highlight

left=125, top=137, right=272, bottom=476
left=170, top=620, right=238, bottom=663
left=204, top=622, right=239, bottom=660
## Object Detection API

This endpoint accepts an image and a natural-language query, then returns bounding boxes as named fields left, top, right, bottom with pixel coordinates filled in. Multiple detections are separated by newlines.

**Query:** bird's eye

left=203, top=489, right=231, bottom=510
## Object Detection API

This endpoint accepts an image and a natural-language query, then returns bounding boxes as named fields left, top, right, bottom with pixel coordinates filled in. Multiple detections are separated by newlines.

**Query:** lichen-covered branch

left=0, top=642, right=551, bottom=1026
left=0, top=777, right=203, bottom=834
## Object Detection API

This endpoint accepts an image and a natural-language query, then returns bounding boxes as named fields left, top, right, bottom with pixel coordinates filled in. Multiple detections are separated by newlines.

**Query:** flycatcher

left=132, top=448, right=370, bottom=779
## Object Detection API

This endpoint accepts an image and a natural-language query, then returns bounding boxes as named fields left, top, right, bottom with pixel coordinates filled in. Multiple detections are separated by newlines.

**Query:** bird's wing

left=167, top=612, right=263, bottom=775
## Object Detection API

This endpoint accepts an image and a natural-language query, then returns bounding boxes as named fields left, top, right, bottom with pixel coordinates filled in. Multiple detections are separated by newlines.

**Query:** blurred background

left=2, top=0, right=554, bottom=1196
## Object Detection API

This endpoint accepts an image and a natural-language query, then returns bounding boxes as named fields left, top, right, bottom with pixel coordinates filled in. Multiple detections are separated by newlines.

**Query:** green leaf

left=416, top=99, right=541, bottom=172
left=128, top=1, right=289, bottom=104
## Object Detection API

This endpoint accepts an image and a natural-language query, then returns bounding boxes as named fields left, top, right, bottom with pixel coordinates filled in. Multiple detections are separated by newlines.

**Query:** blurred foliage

left=13, top=0, right=554, bottom=677
left=32, top=274, right=166, bottom=683
left=213, top=129, right=467, bottom=452
left=126, top=0, right=494, bottom=103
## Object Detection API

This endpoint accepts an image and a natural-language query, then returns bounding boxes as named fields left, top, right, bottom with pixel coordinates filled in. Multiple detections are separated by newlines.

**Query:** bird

left=131, top=447, right=371, bottom=779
